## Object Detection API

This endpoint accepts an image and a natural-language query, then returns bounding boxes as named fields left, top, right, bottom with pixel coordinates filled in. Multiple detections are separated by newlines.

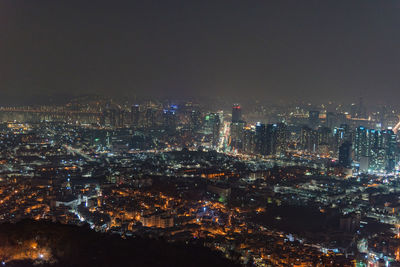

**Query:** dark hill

left=0, top=220, right=240, bottom=267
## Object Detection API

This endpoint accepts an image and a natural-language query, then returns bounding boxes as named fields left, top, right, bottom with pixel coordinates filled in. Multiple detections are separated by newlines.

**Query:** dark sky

left=0, top=0, right=400, bottom=104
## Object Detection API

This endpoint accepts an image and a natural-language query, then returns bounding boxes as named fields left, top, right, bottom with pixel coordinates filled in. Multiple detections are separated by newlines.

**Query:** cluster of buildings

left=226, top=102, right=400, bottom=176
left=1, top=97, right=400, bottom=266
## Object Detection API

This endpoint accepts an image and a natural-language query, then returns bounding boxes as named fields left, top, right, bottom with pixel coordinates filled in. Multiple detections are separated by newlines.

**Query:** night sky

left=1, top=0, right=400, bottom=104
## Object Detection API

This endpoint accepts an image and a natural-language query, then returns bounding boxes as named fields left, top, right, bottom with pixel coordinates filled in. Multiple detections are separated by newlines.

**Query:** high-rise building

left=204, top=113, right=221, bottom=148
left=354, top=126, right=397, bottom=173
left=340, top=124, right=352, bottom=142
left=318, top=127, right=331, bottom=146
left=190, top=110, right=202, bottom=132
left=255, top=122, right=267, bottom=155
left=300, top=126, right=318, bottom=153
left=317, top=126, right=332, bottom=154
left=232, top=104, right=242, bottom=123
left=163, top=106, right=177, bottom=134
left=243, top=127, right=256, bottom=154
left=131, top=105, right=140, bottom=128
left=117, top=109, right=126, bottom=128
left=255, top=123, right=278, bottom=156
left=144, top=108, right=156, bottom=129
left=308, top=110, right=320, bottom=129
left=354, top=126, right=368, bottom=161
left=101, top=108, right=120, bottom=128
left=254, top=123, right=271, bottom=155
left=339, top=141, right=352, bottom=168
left=275, top=123, right=287, bottom=156
left=110, top=109, right=117, bottom=127
left=383, top=129, right=397, bottom=172
left=333, top=126, right=346, bottom=156
left=369, top=146, right=386, bottom=172
left=266, top=124, right=277, bottom=155
left=326, top=112, right=337, bottom=129
left=255, top=123, right=285, bottom=156
left=230, top=121, right=246, bottom=151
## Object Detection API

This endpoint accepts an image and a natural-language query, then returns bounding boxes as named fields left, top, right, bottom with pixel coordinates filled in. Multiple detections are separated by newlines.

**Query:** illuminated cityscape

left=1, top=97, right=400, bottom=266
left=2, top=0, right=400, bottom=266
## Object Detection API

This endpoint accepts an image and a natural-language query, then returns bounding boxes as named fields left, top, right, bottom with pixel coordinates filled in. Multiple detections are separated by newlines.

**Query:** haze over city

left=1, top=0, right=400, bottom=104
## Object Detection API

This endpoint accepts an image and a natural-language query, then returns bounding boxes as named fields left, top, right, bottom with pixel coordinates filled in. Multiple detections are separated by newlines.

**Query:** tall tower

left=255, top=122, right=267, bottom=155
left=275, top=123, right=287, bottom=156
left=308, top=110, right=320, bottom=129
left=232, top=104, right=242, bottom=123
left=301, top=126, right=318, bottom=153
left=208, top=113, right=221, bottom=148
left=354, top=126, right=368, bottom=161
left=383, top=129, right=397, bottom=172
left=339, top=141, right=352, bottom=168
left=163, top=105, right=178, bottom=134
left=131, top=104, right=140, bottom=128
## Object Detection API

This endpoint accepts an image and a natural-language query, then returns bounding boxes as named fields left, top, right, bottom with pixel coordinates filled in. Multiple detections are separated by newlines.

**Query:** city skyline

left=2, top=1, right=400, bottom=266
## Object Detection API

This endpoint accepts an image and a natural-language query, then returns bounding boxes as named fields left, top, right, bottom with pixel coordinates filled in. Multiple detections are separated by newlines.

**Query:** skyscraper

left=275, top=123, right=287, bottom=156
left=300, top=126, right=318, bottom=153
left=243, top=127, right=256, bottom=154
left=131, top=104, right=140, bottom=128
left=354, top=126, right=368, bottom=161
left=383, top=129, right=397, bottom=172
left=232, top=104, right=242, bottom=123
left=163, top=106, right=177, bottom=134
left=353, top=126, right=397, bottom=173
left=339, top=141, right=352, bottom=168
left=255, top=122, right=267, bottom=155
left=326, top=112, right=337, bottom=129
left=333, top=126, right=346, bottom=156
left=255, top=123, right=280, bottom=156
left=308, top=110, right=320, bottom=129
left=190, top=110, right=202, bottom=132
left=317, top=127, right=331, bottom=146
left=144, top=107, right=156, bottom=129
left=204, top=113, right=221, bottom=148
left=230, top=121, right=245, bottom=151
left=266, top=124, right=277, bottom=155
